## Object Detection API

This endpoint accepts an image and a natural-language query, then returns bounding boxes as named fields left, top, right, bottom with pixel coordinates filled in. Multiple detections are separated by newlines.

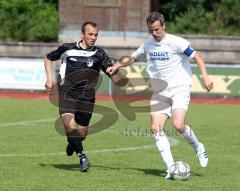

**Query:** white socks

left=154, top=132, right=174, bottom=169
left=181, top=125, right=200, bottom=151
left=154, top=125, right=200, bottom=169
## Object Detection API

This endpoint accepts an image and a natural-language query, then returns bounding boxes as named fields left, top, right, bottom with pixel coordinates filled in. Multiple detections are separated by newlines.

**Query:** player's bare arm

left=193, top=53, right=213, bottom=91
left=106, top=56, right=134, bottom=75
left=44, top=56, right=54, bottom=92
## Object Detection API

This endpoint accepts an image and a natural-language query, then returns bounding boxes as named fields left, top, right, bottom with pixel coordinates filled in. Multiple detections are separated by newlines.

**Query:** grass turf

left=0, top=98, right=240, bottom=191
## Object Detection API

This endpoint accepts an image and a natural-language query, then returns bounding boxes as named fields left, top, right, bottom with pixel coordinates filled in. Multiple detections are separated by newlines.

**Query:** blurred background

left=0, top=0, right=239, bottom=98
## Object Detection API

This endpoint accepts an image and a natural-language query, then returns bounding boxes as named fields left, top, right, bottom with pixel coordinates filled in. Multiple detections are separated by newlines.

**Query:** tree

left=155, top=0, right=240, bottom=36
left=0, top=0, right=59, bottom=42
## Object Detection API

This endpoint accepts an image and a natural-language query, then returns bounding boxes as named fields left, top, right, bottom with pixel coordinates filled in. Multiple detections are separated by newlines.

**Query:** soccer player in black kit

left=44, top=21, right=128, bottom=172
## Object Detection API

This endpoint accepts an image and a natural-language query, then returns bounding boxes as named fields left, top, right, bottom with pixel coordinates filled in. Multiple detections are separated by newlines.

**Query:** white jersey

left=132, top=34, right=196, bottom=88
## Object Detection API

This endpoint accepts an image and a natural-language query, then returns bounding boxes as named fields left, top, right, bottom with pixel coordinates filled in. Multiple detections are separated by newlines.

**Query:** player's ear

left=81, top=32, right=84, bottom=39
left=163, top=24, right=165, bottom=30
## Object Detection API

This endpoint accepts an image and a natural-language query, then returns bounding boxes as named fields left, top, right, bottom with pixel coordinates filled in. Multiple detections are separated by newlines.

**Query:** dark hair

left=146, top=12, right=165, bottom=26
left=81, top=21, right=98, bottom=33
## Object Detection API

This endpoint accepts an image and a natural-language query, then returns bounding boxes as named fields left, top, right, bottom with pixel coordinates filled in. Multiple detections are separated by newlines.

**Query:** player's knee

left=79, top=130, right=88, bottom=140
left=66, top=127, right=88, bottom=141
left=77, top=125, right=88, bottom=140
left=151, top=123, right=164, bottom=134
left=64, top=122, right=74, bottom=132
left=173, top=122, right=185, bottom=133
left=151, top=123, right=157, bottom=132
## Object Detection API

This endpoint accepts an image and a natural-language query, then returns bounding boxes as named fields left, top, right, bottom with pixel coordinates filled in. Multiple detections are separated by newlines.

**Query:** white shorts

left=150, top=85, right=191, bottom=117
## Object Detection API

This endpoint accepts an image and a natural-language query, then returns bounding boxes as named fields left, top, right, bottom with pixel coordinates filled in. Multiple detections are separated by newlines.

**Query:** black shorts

left=58, top=79, right=95, bottom=126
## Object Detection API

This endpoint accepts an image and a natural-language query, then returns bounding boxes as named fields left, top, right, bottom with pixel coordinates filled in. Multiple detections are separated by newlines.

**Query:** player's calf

left=66, top=143, right=75, bottom=156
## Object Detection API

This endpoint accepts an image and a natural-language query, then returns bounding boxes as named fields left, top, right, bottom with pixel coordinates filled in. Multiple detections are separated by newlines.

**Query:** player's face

left=82, top=25, right=98, bottom=48
left=147, top=20, right=165, bottom=42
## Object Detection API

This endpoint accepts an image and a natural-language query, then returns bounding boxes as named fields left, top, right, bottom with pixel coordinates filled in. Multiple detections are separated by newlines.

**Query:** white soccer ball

left=169, top=161, right=191, bottom=180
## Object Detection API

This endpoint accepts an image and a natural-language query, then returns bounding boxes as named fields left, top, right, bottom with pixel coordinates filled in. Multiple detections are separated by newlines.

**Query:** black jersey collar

left=77, top=41, right=95, bottom=50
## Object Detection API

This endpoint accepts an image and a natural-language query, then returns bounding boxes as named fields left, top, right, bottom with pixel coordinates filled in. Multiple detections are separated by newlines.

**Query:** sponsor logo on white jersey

left=149, top=51, right=169, bottom=61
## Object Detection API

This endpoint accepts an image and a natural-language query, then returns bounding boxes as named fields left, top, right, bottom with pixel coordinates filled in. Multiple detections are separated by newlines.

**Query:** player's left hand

left=203, top=76, right=213, bottom=91
left=106, top=63, right=120, bottom=75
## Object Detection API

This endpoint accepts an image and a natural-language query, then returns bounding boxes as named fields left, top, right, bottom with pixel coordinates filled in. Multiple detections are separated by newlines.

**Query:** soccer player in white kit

left=107, top=12, right=213, bottom=179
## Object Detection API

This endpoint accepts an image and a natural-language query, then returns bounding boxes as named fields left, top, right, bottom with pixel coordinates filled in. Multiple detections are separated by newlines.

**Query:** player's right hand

left=45, top=80, right=54, bottom=93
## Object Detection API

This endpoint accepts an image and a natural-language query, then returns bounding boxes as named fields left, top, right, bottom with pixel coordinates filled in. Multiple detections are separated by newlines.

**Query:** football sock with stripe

left=181, top=125, right=199, bottom=152
left=154, top=132, right=174, bottom=169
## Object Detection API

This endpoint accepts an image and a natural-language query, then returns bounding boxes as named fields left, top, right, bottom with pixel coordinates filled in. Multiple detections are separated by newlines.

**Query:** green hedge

left=160, top=0, right=240, bottom=36
left=0, top=0, right=58, bottom=42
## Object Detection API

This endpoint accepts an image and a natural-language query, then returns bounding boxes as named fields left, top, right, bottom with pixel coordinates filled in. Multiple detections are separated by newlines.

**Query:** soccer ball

left=169, top=161, right=191, bottom=180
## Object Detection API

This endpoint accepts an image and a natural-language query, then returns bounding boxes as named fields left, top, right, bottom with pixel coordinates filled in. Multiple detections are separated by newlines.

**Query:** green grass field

left=0, top=98, right=240, bottom=191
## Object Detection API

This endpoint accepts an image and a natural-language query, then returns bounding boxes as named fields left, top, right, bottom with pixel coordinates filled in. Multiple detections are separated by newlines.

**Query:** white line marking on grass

left=168, top=137, right=179, bottom=146
left=0, top=137, right=179, bottom=158
left=0, top=145, right=154, bottom=157
left=88, top=145, right=155, bottom=153
left=0, top=118, right=56, bottom=127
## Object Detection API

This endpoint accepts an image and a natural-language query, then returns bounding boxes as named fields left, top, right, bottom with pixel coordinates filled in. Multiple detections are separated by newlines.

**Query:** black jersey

left=46, top=41, right=112, bottom=79
left=46, top=41, right=112, bottom=100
